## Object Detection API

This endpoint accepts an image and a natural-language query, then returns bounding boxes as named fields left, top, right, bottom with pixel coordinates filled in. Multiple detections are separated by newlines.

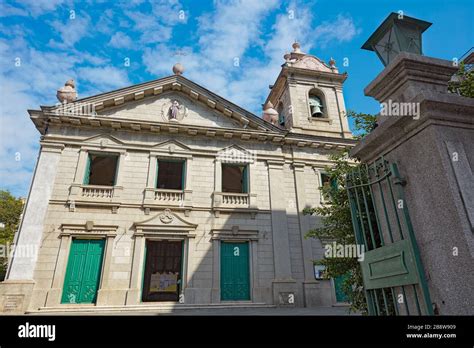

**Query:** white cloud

left=0, top=3, right=28, bottom=17
left=96, top=9, right=116, bottom=35
left=197, top=0, right=279, bottom=66
left=124, top=10, right=173, bottom=44
left=109, top=32, right=134, bottom=49
left=77, top=66, right=131, bottom=92
left=313, top=14, right=361, bottom=48
left=49, top=12, right=91, bottom=48
left=11, top=0, right=67, bottom=17
left=150, top=0, right=188, bottom=25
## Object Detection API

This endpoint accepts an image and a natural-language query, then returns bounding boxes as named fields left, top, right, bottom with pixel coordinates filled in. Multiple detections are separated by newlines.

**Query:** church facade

left=1, top=43, right=356, bottom=313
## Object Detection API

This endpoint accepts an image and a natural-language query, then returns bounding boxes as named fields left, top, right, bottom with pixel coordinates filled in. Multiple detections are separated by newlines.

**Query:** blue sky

left=0, top=0, right=473, bottom=197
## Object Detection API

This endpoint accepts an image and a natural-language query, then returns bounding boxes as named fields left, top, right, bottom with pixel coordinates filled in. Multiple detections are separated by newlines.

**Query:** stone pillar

left=210, top=239, right=220, bottom=303
left=73, top=149, right=88, bottom=184
left=45, top=234, right=72, bottom=307
left=267, top=160, right=297, bottom=306
left=250, top=240, right=260, bottom=302
left=144, top=153, right=157, bottom=201
left=293, top=162, right=320, bottom=307
left=351, top=52, right=474, bottom=315
left=214, top=158, right=221, bottom=192
left=6, top=143, right=63, bottom=280
left=96, top=235, right=117, bottom=306
left=334, top=86, right=352, bottom=138
left=125, top=233, right=145, bottom=305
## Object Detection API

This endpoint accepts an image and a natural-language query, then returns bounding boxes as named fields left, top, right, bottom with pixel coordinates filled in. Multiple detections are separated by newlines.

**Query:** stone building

left=0, top=43, right=355, bottom=313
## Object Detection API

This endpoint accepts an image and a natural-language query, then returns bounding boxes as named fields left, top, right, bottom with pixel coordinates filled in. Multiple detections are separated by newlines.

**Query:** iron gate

left=346, top=157, right=433, bottom=315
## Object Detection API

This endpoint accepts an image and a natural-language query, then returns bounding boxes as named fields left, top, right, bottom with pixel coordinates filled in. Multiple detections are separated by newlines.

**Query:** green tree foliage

left=448, top=62, right=474, bottom=98
left=304, top=110, right=377, bottom=314
left=0, top=190, right=24, bottom=278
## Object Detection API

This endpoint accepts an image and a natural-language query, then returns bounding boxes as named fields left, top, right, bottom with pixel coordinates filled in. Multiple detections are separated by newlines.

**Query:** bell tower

left=264, top=42, right=352, bottom=138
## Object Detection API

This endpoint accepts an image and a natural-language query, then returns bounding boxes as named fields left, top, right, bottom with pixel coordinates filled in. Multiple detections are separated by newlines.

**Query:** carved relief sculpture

left=161, top=99, right=188, bottom=122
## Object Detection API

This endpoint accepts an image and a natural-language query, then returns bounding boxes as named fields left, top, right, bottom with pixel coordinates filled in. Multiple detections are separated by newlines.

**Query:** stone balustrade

left=213, top=192, right=257, bottom=210
left=81, top=185, right=114, bottom=198
left=143, top=188, right=193, bottom=209
left=68, top=184, right=123, bottom=210
left=154, top=189, right=184, bottom=204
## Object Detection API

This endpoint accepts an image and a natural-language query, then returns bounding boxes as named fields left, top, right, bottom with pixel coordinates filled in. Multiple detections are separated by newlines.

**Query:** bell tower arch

left=264, top=42, right=353, bottom=138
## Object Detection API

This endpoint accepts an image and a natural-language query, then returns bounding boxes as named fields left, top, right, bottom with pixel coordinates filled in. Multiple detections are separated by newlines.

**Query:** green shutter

left=155, top=159, right=159, bottom=188
left=279, top=113, right=285, bottom=125
left=113, top=155, right=118, bottom=186
left=242, top=165, right=248, bottom=193
left=83, top=154, right=91, bottom=185
left=181, top=160, right=186, bottom=189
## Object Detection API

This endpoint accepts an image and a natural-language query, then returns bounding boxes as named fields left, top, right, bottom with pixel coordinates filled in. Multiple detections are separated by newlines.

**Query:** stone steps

left=27, top=302, right=275, bottom=315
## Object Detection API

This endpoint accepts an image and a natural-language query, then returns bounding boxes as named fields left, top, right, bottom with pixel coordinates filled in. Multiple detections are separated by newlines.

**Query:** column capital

left=39, top=142, right=64, bottom=153
left=267, top=160, right=285, bottom=170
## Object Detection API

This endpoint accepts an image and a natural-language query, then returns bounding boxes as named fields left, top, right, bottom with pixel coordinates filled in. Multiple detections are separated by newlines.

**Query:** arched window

left=308, top=90, right=325, bottom=118
left=277, top=102, right=285, bottom=126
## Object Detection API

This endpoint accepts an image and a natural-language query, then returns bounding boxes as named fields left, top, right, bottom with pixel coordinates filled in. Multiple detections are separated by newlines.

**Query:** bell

left=311, top=104, right=323, bottom=117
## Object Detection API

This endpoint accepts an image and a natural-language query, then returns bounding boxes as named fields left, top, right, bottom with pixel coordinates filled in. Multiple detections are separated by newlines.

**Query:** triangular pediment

left=134, top=209, right=197, bottom=232
left=98, top=91, right=243, bottom=129
left=152, top=139, right=191, bottom=152
left=44, top=75, right=282, bottom=134
left=291, top=56, right=333, bottom=72
left=217, top=144, right=256, bottom=163
left=82, top=134, right=125, bottom=146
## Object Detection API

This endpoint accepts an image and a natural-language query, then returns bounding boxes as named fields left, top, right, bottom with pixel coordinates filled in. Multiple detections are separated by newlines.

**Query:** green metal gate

left=346, top=157, right=433, bottom=315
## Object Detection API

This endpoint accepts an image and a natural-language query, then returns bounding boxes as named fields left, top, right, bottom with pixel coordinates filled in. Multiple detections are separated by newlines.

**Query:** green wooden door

left=61, top=239, right=105, bottom=304
left=221, top=242, right=250, bottom=301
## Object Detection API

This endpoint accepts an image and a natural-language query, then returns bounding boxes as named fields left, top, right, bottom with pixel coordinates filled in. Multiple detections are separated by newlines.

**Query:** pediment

left=217, top=144, right=255, bottom=163
left=291, top=56, right=332, bottom=72
left=134, top=209, right=197, bottom=233
left=82, top=134, right=125, bottom=146
left=152, top=139, right=191, bottom=153
left=44, top=75, right=282, bottom=134
left=98, top=91, right=243, bottom=130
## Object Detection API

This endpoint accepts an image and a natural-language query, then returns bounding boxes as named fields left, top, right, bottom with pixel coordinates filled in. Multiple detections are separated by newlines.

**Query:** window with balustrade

left=156, top=159, right=186, bottom=190
left=222, top=164, right=248, bottom=194
left=83, top=153, right=118, bottom=186
left=68, top=150, right=124, bottom=211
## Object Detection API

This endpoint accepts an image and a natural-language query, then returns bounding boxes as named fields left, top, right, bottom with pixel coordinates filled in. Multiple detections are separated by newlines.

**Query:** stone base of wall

left=186, top=287, right=212, bottom=304
left=97, top=289, right=128, bottom=306
left=125, top=288, right=141, bottom=305
left=0, top=280, right=35, bottom=314
left=45, top=288, right=61, bottom=307
left=272, top=280, right=301, bottom=307
left=303, top=280, right=333, bottom=307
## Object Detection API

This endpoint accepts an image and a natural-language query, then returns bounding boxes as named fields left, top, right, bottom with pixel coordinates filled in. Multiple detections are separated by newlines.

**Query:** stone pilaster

left=6, top=143, right=64, bottom=280
left=267, top=160, right=297, bottom=306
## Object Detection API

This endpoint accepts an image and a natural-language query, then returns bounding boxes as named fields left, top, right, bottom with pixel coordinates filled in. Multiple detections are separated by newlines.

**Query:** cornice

left=36, top=113, right=356, bottom=150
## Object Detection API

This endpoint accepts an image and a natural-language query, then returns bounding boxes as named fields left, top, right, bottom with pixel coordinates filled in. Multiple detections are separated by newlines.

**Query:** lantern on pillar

left=361, top=12, right=432, bottom=66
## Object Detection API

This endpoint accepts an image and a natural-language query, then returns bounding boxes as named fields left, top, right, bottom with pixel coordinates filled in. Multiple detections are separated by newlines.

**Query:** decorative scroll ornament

left=159, top=209, right=174, bottom=224
left=161, top=99, right=188, bottom=122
